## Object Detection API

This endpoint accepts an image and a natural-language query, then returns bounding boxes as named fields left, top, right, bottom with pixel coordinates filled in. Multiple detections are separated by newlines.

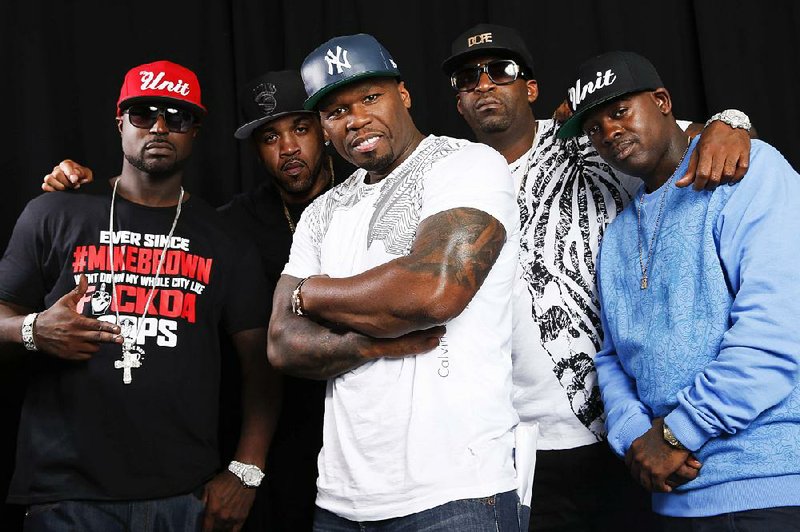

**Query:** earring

left=324, top=140, right=330, bottom=146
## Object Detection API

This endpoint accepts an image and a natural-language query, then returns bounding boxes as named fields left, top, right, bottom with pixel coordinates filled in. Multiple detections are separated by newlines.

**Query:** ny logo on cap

left=138, top=70, right=191, bottom=96
left=254, top=83, right=277, bottom=114
left=325, top=46, right=352, bottom=75
left=468, top=32, right=493, bottom=47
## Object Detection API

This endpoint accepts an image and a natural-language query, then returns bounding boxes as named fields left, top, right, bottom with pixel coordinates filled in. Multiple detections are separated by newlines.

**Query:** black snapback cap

left=557, top=50, right=663, bottom=139
left=234, top=70, right=314, bottom=140
left=441, top=23, right=535, bottom=76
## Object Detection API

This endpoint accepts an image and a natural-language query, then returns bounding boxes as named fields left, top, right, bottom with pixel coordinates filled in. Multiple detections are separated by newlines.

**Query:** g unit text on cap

left=441, top=23, right=535, bottom=76
left=117, top=60, right=206, bottom=117
left=301, top=33, right=401, bottom=111
left=557, top=50, right=664, bottom=139
left=234, top=70, right=314, bottom=140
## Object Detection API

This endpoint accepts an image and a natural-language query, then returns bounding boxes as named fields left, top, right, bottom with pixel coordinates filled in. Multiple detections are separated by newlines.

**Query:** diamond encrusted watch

left=705, top=109, right=751, bottom=131
left=21, top=312, right=39, bottom=352
left=227, top=460, right=265, bottom=488
left=662, top=421, right=687, bottom=451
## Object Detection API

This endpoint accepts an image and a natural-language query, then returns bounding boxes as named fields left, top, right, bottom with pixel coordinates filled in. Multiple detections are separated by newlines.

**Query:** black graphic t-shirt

left=0, top=185, right=268, bottom=504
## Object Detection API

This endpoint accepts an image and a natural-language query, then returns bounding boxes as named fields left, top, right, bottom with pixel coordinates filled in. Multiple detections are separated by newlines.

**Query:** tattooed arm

left=268, top=274, right=444, bottom=378
left=297, top=207, right=506, bottom=338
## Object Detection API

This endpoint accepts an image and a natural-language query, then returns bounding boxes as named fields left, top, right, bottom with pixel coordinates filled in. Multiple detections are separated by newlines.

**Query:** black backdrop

left=2, top=0, right=798, bottom=527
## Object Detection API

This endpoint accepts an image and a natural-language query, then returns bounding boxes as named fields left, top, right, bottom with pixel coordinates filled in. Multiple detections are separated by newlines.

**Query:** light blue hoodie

left=596, top=138, right=800, bottom=517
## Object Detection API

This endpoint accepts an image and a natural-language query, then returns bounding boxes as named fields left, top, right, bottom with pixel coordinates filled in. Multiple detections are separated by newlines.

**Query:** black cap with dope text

left=441, top=23, right=535, bottom=76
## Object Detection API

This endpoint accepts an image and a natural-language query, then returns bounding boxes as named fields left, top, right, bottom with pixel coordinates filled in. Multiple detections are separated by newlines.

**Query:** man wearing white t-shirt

left=267, top=33, right=521, bottom=530
left=442, top=23, right=754, bottom=531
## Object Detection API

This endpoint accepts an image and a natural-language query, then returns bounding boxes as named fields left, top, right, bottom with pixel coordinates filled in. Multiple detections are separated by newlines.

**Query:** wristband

left=21, top=312, right=40, bottom=352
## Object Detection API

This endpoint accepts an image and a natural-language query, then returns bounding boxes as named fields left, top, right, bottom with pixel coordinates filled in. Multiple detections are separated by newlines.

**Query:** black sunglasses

left=450, top=59, right=524, bottom=92
left=124, top=104, right=198, bottom=133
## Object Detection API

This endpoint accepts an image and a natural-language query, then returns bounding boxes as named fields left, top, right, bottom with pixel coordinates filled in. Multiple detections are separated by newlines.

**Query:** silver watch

left=21, top=312, right=40, bottom=351
left=227, top=460, right=264, bottom=488
left=705, top=109, right=751, bottom=131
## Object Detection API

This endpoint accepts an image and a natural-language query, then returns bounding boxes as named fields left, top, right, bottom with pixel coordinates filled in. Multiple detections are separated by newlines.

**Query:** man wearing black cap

left=442, top=23, right=755, bottom=531
left=563, top=49, right=800, bottom=530
left=268, top=33, right=521, bottom=530
left=0, top=60, right=275, bottom=531
left=218, top=69, right=336, bottom=532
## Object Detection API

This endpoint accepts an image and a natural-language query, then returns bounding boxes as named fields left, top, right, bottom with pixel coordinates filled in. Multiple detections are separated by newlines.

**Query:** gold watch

left=662, top=422, right=687, bottom=450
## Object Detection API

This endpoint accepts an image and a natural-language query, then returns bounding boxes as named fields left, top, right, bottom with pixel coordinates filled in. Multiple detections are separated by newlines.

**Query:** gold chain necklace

left=281, top=156, right=335, bottom=234
left=281, top=200, right=296, bottom=234
left=636, top=138, right=691, bottom=290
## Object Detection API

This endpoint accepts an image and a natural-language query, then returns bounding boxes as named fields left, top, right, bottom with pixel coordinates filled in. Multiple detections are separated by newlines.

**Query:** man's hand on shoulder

left=552, top=98, right=572, bottom=124
left=676, top=115, right=753, bottom=190
left=42, top=159, right=94, bottom=192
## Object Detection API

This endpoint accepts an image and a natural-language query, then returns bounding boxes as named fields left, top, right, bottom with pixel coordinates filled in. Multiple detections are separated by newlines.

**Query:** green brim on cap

left=556, top=89, right=653, bottom=139
left=303, top=70, right=401, bottom=111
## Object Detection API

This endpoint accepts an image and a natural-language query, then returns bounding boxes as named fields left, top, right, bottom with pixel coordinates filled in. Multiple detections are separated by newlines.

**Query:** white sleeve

left=419, top=142, right=518, bottom=232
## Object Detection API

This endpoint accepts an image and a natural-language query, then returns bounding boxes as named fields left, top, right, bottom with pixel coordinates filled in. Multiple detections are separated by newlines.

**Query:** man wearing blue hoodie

left=559, top=50, right=800, bottom=530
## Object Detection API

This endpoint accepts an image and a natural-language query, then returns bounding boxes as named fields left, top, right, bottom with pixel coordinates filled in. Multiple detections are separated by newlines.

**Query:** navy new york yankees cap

left=301, top=33, right=401, bottom=111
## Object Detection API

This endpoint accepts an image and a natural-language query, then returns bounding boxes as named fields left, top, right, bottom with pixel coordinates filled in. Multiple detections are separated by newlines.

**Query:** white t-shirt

left=510, top=119, right=690, bottom=450
left=283, top=135, right=520, bottom=521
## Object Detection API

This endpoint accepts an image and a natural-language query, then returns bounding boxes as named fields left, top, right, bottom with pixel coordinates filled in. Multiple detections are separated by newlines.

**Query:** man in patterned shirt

left=442, top=23, right=754, bottom=531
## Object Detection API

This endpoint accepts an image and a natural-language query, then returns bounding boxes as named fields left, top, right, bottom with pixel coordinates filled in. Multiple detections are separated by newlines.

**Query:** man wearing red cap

left=0, top=60, right=277, bottom=531
left=40, top=69, right=347, bottom=531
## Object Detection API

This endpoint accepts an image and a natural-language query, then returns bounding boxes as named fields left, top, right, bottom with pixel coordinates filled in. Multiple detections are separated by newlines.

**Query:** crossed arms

left=267, top=207, right=506, bottom=379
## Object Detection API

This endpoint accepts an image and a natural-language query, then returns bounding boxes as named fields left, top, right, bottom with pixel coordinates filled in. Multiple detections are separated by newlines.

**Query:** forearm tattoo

left=283, top=319, right=367, bottom=380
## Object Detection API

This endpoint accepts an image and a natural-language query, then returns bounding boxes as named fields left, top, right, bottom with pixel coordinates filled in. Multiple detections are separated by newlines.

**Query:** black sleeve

left=0, top=198, right=52, bottom=309
left=221, top=237, right=271, bottom=334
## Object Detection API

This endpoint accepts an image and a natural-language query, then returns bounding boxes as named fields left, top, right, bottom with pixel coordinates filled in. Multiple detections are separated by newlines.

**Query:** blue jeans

left=23, top=492, right=205, bottom=532
left=313, top=490, right=521, bottom=531
left=660, top=506, right=800, bottom=532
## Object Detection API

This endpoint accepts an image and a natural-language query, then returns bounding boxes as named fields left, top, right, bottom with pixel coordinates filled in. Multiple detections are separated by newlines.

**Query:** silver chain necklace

left=108, top=177, right=184, bottom=383
left=636, top=140, right=691, bottom=290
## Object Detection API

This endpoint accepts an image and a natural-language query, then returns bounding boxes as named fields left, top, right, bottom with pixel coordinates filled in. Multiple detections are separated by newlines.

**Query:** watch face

left=242, top=467, right=263, bottom=486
